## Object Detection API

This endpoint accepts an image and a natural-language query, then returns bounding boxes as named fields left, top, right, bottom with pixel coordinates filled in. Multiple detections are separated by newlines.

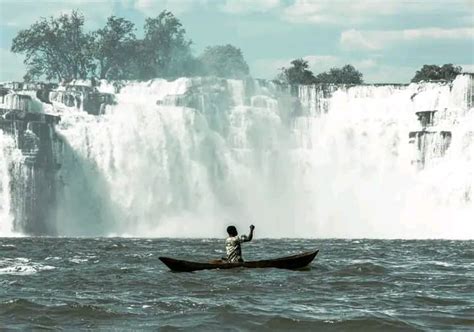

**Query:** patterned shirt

left=225, top=235, right=249, bottom=263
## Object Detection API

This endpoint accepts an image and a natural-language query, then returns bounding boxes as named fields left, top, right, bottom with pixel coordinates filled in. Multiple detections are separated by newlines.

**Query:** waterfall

left=1, top=75, right=473, bottom=238
left=294, top=77, right=473, bottom=238
left=54, top=78, right=292, bottom=236
left=0, top=132, right=24, bottom=236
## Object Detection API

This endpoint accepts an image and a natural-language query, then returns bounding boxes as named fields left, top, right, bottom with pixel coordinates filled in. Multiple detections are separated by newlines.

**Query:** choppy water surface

left=0, top=239, right=473, bottom=330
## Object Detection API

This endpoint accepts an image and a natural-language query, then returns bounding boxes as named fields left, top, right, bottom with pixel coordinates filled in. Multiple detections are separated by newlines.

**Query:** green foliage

left=140, top=10, right=194, bottom=79
left=279, top=59, right=316, bottom=84
left=91, top=16, right=137, bottom=80
left=11, top=11, right=95, bottom=81
left=199, top=44, right=249, bottom=79
left=11, top=9, right=252, bottom=81
left=278, top=61, right=364, bottom=85
left=411, top=64, right=462, bottom=83
left=278, top=59, right=363, bottom=84
left=314, top=65, right=363, bottom=84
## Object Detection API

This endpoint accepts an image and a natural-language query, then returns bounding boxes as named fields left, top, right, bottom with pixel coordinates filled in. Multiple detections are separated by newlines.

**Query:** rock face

left=0, top=81, right=114, bottom=234
left=409, top=110, right=452, bottom=168
left=409, top=130, right=452, bottom=167
left=415, top=110, right=437, bottom=128
left=0, top=95, right=61, bottom=234
left=49, top=84, right=115, bottom=115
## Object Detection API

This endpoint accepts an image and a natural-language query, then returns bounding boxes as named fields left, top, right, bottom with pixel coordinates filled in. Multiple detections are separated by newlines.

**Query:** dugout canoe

left=159, top=250, right=319, bottom=272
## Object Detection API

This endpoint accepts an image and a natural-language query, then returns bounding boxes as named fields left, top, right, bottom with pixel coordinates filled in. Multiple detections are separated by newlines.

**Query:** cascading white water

left=0, top=132, right=24, bottom=236
left=293, top=77, right=473, bottom=238
left=53, top=78, right=292, bottom=236
left=1, top=75, right=473, bottom=238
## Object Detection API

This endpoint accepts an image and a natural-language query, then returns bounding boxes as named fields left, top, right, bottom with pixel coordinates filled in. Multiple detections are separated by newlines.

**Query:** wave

left=0, top=244, right=16, bottom=250
left=414, top=295, right=470, bottom=306
left=0, top=298, right=45, bottom=315
left=334, top=262, right=388, bottom=276
left=0, top=299, right=137, bottom=329
left=0, top=258, right=55, bottom=275
left=260, top=316, right=423, bottom=331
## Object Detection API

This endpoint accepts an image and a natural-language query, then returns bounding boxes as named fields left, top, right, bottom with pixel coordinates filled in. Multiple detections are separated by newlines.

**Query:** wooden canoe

left=159, top=250, right=319, bottom=272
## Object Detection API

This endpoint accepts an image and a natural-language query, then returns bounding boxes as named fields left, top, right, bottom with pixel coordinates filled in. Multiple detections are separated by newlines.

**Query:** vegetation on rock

left=278, top=59, right=316, bottom=85
left=314, top=65, right=363, bottom=84
left=279, top=60, right=363, bottom=85
left=411, top=64, right=462, bottom=83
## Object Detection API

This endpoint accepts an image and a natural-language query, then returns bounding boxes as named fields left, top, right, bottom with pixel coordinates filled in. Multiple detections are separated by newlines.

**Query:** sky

left=0, top=0, right=473, bottom=83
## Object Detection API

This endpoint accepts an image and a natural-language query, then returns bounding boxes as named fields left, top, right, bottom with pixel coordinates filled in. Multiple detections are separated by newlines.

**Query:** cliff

left=0, top=99, right=61, bottom=234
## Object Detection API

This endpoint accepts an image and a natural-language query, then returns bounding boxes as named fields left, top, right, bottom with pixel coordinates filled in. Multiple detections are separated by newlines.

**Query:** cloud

left=281, top=0, right=472, bottom=26
left=459, top=64, right=474, bottom=73
left=282, top=0, right=403, bottom=24
left=341, top=27, right=474, bottom=50
left=219, top=0, right=281, bottom=14
left=302, top=55, right=340, bottom=69
left=356, top=58, right=377, bottom=69
left=0, top=1, right=115, bottom=29
left=361, top=64, right=417, bottom=83
left=130, top=0, right=207, bottom=15
left=127, top=0, right=282, bottom=15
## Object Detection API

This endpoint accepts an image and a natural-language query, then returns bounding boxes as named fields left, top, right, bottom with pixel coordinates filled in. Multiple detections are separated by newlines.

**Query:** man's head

left=227, top=225, right=238, bottom=237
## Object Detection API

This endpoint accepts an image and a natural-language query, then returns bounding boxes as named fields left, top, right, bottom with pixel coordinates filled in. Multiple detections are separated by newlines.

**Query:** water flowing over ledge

left=0, top=75, right=473, bottom=238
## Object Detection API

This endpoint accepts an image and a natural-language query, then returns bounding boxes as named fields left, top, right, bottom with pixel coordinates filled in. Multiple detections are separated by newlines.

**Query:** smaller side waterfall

left=0, top=88, right=62, bottom=235
left=0, top=132, right=23, bottom=236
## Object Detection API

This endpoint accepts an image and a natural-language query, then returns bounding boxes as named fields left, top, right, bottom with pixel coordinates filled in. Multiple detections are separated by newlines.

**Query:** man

left=225, top=224, right=255, bottom=263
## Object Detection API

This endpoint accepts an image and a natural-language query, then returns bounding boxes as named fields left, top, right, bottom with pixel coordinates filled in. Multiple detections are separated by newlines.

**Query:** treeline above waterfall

left=277, top=59, right=465, bottom=86
left=10, top=9, right=465, bottom=87
left=278, top=59, right=364, bottom=85
left=10, top=10, right=250, bottom=82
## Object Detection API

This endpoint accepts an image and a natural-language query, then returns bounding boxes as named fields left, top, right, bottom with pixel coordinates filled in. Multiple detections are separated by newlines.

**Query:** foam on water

left=0, top=257, right=55, bottom=275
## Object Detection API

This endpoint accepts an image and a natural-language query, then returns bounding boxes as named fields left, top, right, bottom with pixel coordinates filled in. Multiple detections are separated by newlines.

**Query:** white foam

left=0, top=258, right=56, bottom=275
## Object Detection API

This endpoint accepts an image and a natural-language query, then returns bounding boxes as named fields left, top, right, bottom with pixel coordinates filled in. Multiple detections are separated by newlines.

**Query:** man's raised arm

left=246, top=224, right=255, bottom=242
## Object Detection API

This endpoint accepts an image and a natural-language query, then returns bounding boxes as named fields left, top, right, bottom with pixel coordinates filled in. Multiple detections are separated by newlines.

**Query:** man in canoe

left=225, top=224, right=255, bottom=263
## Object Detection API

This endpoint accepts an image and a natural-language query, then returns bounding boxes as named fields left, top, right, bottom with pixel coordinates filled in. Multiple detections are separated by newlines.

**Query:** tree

left=11, top=11, right=95, bottom=81
left=314, top=65, right=363, bottom=84
left=91, top=16, right=137, bottom=80
left=278, top=59, right=316, bottom=84
left=140, top=10, right=194, bottom=79
left=411, top=64, right=462, bottom=83
left=199, top=44, right=249, bottom=79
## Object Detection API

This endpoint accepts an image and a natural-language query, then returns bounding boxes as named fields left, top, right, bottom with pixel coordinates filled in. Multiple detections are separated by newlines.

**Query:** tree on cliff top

left=199, top=44, right=250, bottom=79
left=10, top=9, right=248, bottom=81
left=11, top=11, right=95, bottom=81
left=279, top=59, right=316, bottom=84
left=314, top=65, right=363, bottom=84
left=411, top=64, right=462, bottom=82
left=138, top=10, right=194, bottom=79
left=91, top=16, right=137, bottom=80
